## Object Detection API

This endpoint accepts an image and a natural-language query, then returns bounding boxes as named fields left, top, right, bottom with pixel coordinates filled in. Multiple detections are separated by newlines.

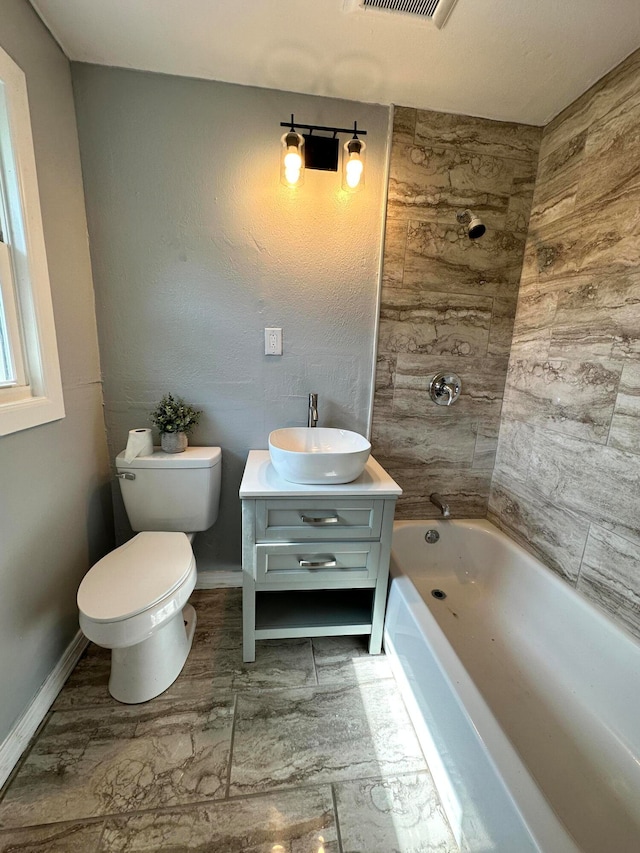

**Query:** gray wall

left=0, top=1, right=112, bottom=743
left=489, top=49, right=640, bottom=639
left=71, top=65, right=390, bottom=573
left=371, top=107, right=541, bottom=518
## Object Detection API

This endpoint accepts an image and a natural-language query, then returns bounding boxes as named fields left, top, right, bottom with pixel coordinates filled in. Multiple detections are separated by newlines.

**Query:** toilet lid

left=78, top=532, right=195, bottom=622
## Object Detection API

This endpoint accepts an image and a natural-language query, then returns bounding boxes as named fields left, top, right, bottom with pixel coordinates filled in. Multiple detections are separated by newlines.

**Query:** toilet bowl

left=78, top=531, right=197, bottom=703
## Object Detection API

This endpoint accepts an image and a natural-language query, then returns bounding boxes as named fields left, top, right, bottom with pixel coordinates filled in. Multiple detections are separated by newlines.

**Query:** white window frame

left=0, top=44, right=64, bottom=436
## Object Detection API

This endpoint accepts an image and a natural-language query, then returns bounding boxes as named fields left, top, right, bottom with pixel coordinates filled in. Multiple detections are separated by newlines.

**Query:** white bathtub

left=384, top=519, right=640, bottom=853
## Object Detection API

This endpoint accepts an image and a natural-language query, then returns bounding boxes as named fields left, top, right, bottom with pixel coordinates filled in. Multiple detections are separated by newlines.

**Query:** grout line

left=310, top=640, right=320, bottom=686
left=330, top=783, right=345, bottom=853
left=574, top=521, right=592, bottom=589
left=224, top=693, right=239, bottom=799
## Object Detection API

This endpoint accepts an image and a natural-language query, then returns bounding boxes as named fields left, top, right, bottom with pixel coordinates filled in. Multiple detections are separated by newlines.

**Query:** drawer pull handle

left=298, top=557, right=338, bottom=569
left=300, top=513, right=339, bottom=524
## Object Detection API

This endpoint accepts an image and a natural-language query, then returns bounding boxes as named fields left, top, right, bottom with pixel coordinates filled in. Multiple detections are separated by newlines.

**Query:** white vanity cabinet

left=240, top=450, right=402, bottom=663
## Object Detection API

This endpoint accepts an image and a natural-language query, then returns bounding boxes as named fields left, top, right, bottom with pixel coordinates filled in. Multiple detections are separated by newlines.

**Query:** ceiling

left=30, top=0, right=640, bottom=126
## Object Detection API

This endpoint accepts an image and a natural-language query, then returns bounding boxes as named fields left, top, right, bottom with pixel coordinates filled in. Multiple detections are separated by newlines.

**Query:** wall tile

left=472, top=419, right=500, bottom=469
left=380, top=218, right=408, bottom=287
left=492, top=416, right=535, bottom=486
left=378, top=288, right=493, bottom=357
left=502, top=357, right=623, bottom=443
left=403, top=220, right=524, bottom=297
left=549, top=273, right=640, bottom=360
left=415, top=110, right=542, bottom=161
left=372, top=415, right=477, bottom=468
left=576, top=98, right=640, bottom=212
left=540, top=49, right=640, bottom=162
left=488, top=475, right=589, bottom=583
left=577, top=525, right=640, bottom=640
left=390, top=467, right=492, bottom=519
left=526, top=428, right=640, bottom=547
left=487, top=295, right=518, bottom=356
left=608, top=362, right=640, bottom=455
left=387, top=143, right=515, bottom=225
left=392, top=353, right=508, bottom=421
left=529, top=130, right=586, bottom=229
left=392, top=105, right=416, bottom=144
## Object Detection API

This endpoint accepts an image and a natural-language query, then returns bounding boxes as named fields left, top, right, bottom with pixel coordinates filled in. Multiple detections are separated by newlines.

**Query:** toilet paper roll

left=124, top=428, right=153, bottom=463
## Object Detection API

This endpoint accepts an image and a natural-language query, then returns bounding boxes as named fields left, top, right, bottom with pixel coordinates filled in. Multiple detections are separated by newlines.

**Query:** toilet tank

left=115, top=447, right=221, bottom=532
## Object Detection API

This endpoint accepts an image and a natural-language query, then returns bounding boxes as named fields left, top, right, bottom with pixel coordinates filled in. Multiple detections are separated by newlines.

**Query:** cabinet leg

left=242, top=573, right=256, bottom=663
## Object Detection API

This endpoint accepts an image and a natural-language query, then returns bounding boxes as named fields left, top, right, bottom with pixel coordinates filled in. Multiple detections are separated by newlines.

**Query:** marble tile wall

left=371, top=107, right=541, bottom=518
left=489, top=48, right=640, bottom=640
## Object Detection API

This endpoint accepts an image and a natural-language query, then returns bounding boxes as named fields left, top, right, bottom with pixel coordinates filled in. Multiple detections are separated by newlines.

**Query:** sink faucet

left=308, top=393, right=318, bottom=428
left=430, top=493, right=450, bottom=518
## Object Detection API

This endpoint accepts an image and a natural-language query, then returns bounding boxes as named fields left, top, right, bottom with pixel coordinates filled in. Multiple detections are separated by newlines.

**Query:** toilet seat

left=78, top=531, right=195, bottom=622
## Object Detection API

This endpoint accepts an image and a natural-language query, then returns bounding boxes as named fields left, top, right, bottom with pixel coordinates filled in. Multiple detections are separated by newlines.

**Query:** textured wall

left=71, top=65, right=390, bottom=573
left=371, top=107, right=541, bottom=518
left=489, top=49, right=640, bottom=639
left=0, top=2, right=112, bottom=742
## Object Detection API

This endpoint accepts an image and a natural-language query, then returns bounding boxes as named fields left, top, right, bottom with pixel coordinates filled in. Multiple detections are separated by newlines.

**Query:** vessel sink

left=268, top=427, right=371, bottom=485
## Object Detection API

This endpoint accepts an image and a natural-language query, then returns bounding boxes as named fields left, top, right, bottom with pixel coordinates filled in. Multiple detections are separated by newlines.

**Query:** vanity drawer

left=255, top=541, right=380, bottom=584
left=255, top=498, right=383, bottom=541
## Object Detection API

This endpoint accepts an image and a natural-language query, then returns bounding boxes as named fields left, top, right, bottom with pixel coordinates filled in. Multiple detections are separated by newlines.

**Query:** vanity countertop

left=239, top=450, right=402, bottom=499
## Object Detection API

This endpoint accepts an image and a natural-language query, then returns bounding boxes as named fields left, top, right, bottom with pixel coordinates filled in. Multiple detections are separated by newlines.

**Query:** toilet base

left=109, top=604, right=197, bottom=703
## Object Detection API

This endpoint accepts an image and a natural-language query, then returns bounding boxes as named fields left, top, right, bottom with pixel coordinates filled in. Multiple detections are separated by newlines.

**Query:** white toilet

left=77, top=446, right=221, bottom=704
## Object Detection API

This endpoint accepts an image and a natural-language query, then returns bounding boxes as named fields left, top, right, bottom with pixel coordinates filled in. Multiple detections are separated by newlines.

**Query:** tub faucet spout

left=308, top=393, right=318, bottom=428
left=430, top=493, right=450, bottom=518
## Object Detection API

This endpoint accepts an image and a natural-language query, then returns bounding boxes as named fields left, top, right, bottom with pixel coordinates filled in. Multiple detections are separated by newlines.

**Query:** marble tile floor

left=0, top=589, right=457, bottom=853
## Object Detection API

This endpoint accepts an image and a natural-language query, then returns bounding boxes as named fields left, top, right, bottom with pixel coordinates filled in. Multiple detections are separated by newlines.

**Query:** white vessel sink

left=268, top=427, right=371, bottom=485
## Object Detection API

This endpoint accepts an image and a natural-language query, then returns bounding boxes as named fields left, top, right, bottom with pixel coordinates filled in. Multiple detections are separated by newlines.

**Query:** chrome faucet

left=430, top=493, right=450, bottom=518
left=308, top=393, right=318, bottom=428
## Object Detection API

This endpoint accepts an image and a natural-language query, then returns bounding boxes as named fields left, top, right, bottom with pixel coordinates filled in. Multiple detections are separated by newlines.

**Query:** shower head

left=456, top=209, right=486, bottom=239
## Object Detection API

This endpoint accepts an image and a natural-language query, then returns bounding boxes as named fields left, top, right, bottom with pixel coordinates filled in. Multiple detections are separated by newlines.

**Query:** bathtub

left=384, top=519, right=640, bottom=853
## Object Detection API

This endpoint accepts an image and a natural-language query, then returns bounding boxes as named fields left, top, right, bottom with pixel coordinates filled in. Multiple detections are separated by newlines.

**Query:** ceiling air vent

left=344, top=0, right=460, bottom=29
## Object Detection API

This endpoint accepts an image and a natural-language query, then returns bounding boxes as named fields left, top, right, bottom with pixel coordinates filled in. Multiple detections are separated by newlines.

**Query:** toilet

left=77, top=446, right=221, bottom=704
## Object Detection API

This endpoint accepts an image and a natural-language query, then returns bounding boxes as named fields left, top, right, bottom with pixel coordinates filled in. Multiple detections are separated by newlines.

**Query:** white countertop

left=239, top=450, right=403, bottom=498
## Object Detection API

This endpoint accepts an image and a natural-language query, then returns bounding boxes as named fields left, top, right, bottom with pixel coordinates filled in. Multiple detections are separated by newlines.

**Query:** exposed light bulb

left=284, top=146, right=302, bottom=185
left=345, top=154, right=363, bottom=188
left=281, top=130, right=304, bottom=187
left=342, top=136, right=366, bottom=192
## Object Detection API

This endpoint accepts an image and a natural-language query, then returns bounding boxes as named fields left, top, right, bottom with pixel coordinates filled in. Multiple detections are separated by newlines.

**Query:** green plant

left=150, top=394, right=201, bottom=434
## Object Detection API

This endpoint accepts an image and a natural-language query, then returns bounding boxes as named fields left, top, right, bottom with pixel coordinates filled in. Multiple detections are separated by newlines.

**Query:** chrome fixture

left=280, top=115, right=368, bottom=190
left=308, top=393, right=318, bottom=428
left=456, top=208, right=486, bottom=239
left=429, top=372, right=461, bottom=406
left=430, top=493, right=451, bottom=518
left=424, top=529, right=440, bottom=544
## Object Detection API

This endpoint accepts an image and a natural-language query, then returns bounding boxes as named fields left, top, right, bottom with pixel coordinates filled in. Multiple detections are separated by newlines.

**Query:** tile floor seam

left=224, top=692, right=239, bottom=799
left=330, top=782, right=345, bottom=853
left=310, top=639, right=320, bottom=685
left=0, top=782, right=350, bottom=832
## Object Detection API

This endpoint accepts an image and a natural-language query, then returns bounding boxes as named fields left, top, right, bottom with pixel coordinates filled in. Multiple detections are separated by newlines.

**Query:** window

left=0, top=45, right=64, bottom=436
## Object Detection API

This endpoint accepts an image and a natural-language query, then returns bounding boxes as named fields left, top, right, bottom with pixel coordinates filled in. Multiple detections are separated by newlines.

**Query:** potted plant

left=150, top=394, right=201, bottom=453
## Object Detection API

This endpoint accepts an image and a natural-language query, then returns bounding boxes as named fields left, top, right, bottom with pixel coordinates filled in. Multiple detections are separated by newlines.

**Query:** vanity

left=240, top=450, right=402, bottom=662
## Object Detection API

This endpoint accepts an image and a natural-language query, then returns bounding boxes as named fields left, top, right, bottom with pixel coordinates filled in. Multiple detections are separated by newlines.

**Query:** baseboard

left=0, top=630, right=88, bottom=789
left=195, top=570, right=242, bottom=589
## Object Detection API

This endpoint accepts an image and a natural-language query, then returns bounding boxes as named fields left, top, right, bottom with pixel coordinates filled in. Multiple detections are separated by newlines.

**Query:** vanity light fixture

left=279, top=115, right=367, bottom=190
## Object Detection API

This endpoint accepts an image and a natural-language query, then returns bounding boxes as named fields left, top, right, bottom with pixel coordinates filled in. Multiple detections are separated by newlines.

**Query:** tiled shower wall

left=371, top=107, right=541, bottom=517
left=489, top=49, right=640, bottom=639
